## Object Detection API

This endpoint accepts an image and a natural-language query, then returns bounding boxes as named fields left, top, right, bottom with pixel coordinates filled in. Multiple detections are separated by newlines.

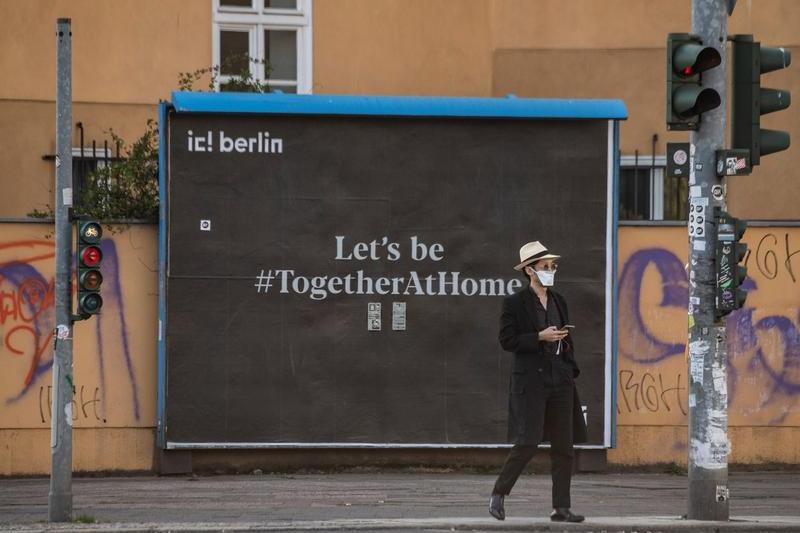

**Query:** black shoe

left=550, top=508, right=584, bottom=522
left=488, top=494, right=505, bottom=521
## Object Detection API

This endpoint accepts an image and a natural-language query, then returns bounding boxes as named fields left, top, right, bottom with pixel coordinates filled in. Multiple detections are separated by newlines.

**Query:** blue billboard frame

left=157, top=91, right=627, bottom=450
left=170, top=91, right=627, bottom=119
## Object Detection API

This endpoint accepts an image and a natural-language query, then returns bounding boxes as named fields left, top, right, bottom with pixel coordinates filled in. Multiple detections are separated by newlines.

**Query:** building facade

left=1, top=0, right=798, bottom=474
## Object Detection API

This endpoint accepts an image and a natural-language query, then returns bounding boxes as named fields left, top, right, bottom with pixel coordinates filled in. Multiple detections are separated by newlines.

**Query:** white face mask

left=534, top=269, right=555, bottom=287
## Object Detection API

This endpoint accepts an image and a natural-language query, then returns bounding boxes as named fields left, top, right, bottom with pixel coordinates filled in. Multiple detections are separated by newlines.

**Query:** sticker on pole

left=715, top=149, right=751, bottom=177
left=689, top=199, right=707, bottom=238
left=667, top=142, right=690, bottom=177
left=56, top=324, right=70, bottom=340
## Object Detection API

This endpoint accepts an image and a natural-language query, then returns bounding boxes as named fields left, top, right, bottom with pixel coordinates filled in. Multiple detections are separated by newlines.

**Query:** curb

left=4, top=516, right=800, bottom=533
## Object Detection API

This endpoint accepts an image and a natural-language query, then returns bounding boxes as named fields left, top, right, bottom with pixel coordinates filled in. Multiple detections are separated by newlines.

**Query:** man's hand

left=538, top=326, right=568, bottom=343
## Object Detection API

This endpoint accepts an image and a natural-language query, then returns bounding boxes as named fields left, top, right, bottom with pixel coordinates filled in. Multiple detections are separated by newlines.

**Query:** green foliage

left=73, top=514, right=97, bottom=524
left=27, top=207, right=52, bottom=219
left=26, top=123, right=159, bottom=223
left=28, top=54, right=272, bottom=223
left=178, top=54, right=271, bottom=93
left=664, top=462, right=687, bottom=476
left=75, top=119, right=160, bottom=222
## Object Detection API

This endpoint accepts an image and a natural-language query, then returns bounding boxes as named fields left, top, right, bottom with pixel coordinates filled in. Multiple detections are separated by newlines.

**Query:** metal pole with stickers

left=684, top=0, right=730, bottom=518
left=49, top=18, right=107, bottom=522
left=666, top=0, right=792, bottom=521
left=49, top=17, right=74, bottom=522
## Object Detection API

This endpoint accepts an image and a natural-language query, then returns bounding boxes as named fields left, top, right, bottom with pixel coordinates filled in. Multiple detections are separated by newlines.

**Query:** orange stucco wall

left=610, top=225, right=800, bottom=465
left=3, top=223, right=800, bottom=473
left=1, top=223, right=157, bottom=474
left=1, top=0, right=799, bottom=472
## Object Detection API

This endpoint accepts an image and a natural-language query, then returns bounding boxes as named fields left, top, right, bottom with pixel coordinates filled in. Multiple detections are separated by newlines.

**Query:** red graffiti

left=0, top=278, right=54, bottom=325
left=1, top=240, right=57, bottom=394
left=1, top=276, right=55, bottom=387
left=0, top=239, right=55, bottom=266
left=4, top=324, right=52, bottom=386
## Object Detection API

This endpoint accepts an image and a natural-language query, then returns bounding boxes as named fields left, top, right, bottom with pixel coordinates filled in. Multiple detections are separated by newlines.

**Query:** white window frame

left=72, top=146, right=114, bottom=160
left=72, top=146, right=115, bottom=176
left=212, top=0, right=313, bottom=94
left=620, top=155, right=667, bottom=221
left=215, top=24, right=258, bottom=80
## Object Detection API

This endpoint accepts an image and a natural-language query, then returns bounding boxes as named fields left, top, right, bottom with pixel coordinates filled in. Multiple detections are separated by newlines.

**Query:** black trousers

left=492, top=373, right=575, bottom=508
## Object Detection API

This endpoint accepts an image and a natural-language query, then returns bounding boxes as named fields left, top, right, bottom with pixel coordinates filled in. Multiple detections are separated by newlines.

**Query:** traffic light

left=732, top=34, right=792, bottom=166
left=667, top=33, right=722, bottom=130
left=76, top=221, right=103, bottom=316
left=715, top=211, right=747, bottom=318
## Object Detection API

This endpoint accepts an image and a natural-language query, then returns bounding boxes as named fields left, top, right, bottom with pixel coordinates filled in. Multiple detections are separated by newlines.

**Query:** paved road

left=1, top=471, right=798, bottom=531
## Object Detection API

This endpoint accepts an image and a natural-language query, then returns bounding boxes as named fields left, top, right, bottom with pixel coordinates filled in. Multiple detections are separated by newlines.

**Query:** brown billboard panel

left=163, top=95, right=621, bottom=448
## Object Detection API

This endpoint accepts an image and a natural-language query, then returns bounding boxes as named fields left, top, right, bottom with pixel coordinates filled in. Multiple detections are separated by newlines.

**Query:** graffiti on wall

left=0, top=237, right=140, bottom=426
left=4, top=226, right=797, bottom=446
left=617, top=228, right=800, bottom=429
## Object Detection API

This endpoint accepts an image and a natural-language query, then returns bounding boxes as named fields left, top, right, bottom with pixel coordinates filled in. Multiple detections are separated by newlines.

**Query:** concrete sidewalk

left=1, top=471, right=799, bottom=532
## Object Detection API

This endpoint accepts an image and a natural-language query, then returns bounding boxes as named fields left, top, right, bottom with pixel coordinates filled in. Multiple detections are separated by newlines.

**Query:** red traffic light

left=80, top=246, right=102, bottom=267
left=75, top=219, right=104, bottom=318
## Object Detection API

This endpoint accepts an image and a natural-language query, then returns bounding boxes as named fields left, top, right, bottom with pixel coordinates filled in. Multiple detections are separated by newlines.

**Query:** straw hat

left=514, top=241, right=560, bottom=271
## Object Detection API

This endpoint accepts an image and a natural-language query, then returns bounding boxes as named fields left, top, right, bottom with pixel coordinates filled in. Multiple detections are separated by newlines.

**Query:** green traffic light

left=79, top=293, right=103, bottom=314
left=716, top=211, right=749, bottom=319
left=759, top=129, right=791, bottom=158
left=761, top=46, right=792, bottom=75
left=732, top=35, right=792, bottom=166
left=75, top=219, right=104, bottom=318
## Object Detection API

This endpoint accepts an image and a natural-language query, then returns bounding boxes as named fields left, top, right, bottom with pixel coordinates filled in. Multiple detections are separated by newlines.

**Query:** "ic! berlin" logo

left=186, top=129, right=283, bottom=154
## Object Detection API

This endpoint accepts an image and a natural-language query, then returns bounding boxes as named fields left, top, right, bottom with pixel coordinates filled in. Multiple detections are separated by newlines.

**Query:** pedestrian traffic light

left=732, top=34, right=792, bottom=166
left=716, top=211, right=747, bottom=318
left=76, top=221, right=103, bottom=316
left=666, top=33, right=722, bottom=131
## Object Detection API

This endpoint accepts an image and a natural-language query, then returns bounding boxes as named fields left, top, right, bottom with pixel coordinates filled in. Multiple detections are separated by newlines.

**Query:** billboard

left=159, top=92, right=626, bottom=449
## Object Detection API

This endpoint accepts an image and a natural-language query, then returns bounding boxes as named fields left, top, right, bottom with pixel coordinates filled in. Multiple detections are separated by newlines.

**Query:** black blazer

left=498, top=287, right=588, bottom=445
left=499, top=287, right=579, bottom=377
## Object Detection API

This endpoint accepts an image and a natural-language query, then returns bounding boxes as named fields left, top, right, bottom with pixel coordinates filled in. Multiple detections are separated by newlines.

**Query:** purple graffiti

left=726, top=278, right=759, bottom=405
left=0, top=262, right=54, bottom=401
left=727, top=278, right=759, bottom=353
left=98, top=240, right=140, bottom=420
left=619, top=247, right=799, bottom=416
left=749, top=316, right=800, bottom=423
left=2, top=239, right=140, bottom=421
left=618, top=248, right=688, bottom=363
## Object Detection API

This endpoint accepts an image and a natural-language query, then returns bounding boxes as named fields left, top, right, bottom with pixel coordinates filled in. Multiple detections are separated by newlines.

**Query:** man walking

left=489, top=241, right=587, bottom=523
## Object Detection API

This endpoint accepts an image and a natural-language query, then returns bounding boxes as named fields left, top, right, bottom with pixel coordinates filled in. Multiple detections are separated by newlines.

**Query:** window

left=72, top=146, right=115, bottom=197
left=43, top=146, right=115, bottom=198
left=619, top=155, right=688, bottom=222
left=213, top=0, right=312, bottom=94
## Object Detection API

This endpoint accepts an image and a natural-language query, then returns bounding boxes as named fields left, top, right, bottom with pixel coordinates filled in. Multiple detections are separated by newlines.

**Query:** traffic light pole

left=49, top=17, right=74, bottom=522
left=688, top=0, right=729, bottom=521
